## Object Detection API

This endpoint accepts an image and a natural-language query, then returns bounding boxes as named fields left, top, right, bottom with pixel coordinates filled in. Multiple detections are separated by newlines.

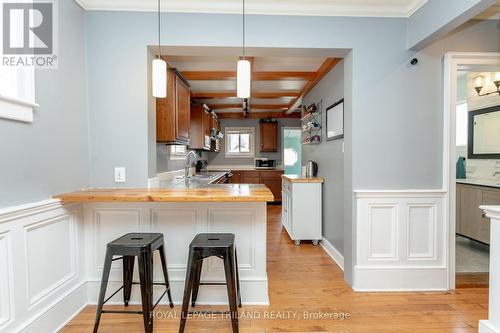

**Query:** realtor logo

left=1, top=0, right=58, bottom=68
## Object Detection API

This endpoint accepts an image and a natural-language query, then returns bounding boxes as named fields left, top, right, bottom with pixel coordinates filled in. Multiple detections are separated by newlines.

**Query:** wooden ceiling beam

left=217, top=112, right=301, bottom=119
left=181, top=71, right=316, bottom=81
left=192, top=91, right=300, bottom=99
left=208, top=104, right=289, bottom=110
left=287, top=58, right=342, bottom=110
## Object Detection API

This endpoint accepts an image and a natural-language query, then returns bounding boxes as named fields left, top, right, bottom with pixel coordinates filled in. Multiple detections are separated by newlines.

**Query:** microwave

left=254, top=158, right=276, bottom=169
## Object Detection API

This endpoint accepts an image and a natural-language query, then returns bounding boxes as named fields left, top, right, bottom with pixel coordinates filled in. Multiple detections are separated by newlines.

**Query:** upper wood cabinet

left=189, top=104, right=211, bottom=150
left=156, top=69, right=191, bottom=144
left=260, top=121, right=278, bottom=152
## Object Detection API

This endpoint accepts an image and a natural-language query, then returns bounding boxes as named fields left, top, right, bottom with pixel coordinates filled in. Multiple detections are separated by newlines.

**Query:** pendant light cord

left=157, top=0, right=161, bottom=58
left=242, top=0, right=245, bottom=58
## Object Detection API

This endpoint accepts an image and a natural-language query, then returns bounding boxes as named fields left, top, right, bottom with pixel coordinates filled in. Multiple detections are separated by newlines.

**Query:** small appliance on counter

left=254, top=158, right=277, bottom=169
left=305, top=160, right=318, bottom=178
left=195, top=160, right=208, bottom=173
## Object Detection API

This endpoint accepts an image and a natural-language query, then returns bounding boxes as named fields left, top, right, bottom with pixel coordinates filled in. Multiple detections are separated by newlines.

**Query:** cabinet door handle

left=482, top=212, right=486, bottom=218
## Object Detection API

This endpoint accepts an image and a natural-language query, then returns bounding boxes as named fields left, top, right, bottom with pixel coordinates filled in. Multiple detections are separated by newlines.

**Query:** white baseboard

left=320, top=238, right=344, bottom=271
left=18, top=282, right=87, bottom=333
left=479, top=320, right=500, bottom=333
left=353, top=266, right=448, bottom=291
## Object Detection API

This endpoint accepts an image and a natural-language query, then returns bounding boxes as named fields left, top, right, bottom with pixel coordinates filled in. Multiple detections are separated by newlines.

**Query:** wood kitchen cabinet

left=260, top=121, right=278, bottom=152
left=189, top=104, right=211, bottom=150
left=230, top=170, right=283, bottom=202
left=156, top=69, right=191, bottom=144
left=456, top=183, right=500, bottom=244
left=242, top=171, right=261, bottom=184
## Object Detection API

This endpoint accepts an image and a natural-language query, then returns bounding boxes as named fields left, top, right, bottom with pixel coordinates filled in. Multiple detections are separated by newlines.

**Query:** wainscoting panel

left=24, top=214, right=77, bottom=307
left=0, top=231, right=12, bottom=328
left=0, top=200, right=86, bottom=333
left=355, top=190, right=447, bottom=291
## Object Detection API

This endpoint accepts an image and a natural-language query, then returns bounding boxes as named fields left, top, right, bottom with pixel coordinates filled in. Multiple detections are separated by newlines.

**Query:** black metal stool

left=93, top=233, right=174, bottom=333
left=179, top=233, right=242, bottom=333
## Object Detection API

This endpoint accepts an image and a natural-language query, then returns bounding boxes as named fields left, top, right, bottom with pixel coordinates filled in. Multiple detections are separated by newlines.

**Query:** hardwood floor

left=62, top=205, right=488, bottom=333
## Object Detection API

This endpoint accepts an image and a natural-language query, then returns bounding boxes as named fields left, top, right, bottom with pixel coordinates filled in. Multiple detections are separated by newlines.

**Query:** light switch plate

left=114, top=167, right=126, bottom=183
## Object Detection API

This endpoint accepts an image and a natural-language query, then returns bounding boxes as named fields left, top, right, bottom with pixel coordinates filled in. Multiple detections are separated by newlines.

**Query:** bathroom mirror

left=468, top=105, right=500, bottom=159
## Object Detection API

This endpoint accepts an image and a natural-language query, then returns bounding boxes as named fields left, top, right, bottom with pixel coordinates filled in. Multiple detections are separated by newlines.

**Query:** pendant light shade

left=152, top=0, right=166, bottom=98
left=152, top=58, right=167, bottom=98
left=237, top=59, right=251, bottom=98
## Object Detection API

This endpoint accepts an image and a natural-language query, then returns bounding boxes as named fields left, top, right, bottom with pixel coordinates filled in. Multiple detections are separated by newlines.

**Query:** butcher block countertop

left=281, top=174, right=324, bottom=183
left=54, top=184, right=274, bottom=203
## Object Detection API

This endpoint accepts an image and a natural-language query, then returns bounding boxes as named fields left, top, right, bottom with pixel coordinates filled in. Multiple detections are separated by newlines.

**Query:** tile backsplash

left=456, top=146, right=500, bottom=181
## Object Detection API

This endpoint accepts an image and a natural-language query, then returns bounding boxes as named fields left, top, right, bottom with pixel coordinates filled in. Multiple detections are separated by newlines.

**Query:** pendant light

left=152, top=0, right=167, bottom=98
left=237, top=0, right=251, bottom=98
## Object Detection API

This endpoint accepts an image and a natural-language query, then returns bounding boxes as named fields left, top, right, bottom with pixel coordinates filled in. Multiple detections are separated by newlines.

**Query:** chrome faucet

left=185, top=151, right=198, bottom=178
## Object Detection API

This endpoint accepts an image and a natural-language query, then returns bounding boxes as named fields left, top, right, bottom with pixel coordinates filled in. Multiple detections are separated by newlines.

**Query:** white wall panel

left=151, top=208, right=198, bottom=270
left=0, top=232, right=12, bottom=328
left=24, top=214, right=77, bottom=307
left=94, top=209, right=140, bottom=269
left=407, top=204, right=437, bottom=260
left=355, top=190, right=446, bottom=291
left=368, top=205, right=398, bottom=259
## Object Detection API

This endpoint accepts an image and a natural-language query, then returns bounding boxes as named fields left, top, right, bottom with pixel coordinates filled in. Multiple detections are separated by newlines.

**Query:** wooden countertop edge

left=53, top=189, right=275, bottom=203
left=281, top=175, right=324, bottom=183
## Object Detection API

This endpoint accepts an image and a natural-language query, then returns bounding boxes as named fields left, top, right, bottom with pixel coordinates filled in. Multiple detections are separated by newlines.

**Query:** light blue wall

left=303, top=59, right=345, bottom=255
left=83, top=10, right=500, bottom=284
left=0, top=0, right=89, bottom=208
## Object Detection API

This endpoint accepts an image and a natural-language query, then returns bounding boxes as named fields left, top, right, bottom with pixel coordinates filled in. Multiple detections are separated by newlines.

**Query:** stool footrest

left=132, top=281, right=170, bottom=288
left=102, top=309, right=144, bottom=315
left=199, top=282, right=226, bottom=286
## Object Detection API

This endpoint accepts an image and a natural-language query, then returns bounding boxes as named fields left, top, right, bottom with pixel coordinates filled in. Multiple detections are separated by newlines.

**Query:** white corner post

left=479, top=206, right=500, bottom=333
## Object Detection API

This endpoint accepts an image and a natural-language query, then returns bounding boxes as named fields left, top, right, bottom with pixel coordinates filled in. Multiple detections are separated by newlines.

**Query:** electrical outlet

left=114, top=167, right=126, bottom=183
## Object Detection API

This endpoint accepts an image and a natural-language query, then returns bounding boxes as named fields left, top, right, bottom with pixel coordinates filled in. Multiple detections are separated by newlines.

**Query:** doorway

left=443, top=52, right=500, bottom=289
left=282, top=128, right=302, bottom=175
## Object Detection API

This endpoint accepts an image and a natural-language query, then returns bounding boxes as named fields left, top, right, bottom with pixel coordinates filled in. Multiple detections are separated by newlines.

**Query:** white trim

left=480, top=205, right=500, bottom=220
left=224, top=127, right=255, bottom=158
left=74, top=0, right=428, bottom=18
left=442, top=52, right=500, bottom=291
left=353, top=266, right=448, bottom=291
left=320, top=237, right=344, bottom=271
left=354, top=189, right=446, bottom=198
left=0, top=199, right=71, bottom=224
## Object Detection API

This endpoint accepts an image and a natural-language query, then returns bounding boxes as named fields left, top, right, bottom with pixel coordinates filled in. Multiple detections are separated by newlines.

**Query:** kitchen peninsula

left=54, top=176, right=273, bottom=305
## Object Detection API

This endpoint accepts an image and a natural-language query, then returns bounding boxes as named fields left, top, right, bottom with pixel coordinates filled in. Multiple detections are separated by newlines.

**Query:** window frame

left=0, top=66, right=37, bottom=122
left=224, top=127, right=255, bottom=158
left=169, top=145, right=187, bottom=160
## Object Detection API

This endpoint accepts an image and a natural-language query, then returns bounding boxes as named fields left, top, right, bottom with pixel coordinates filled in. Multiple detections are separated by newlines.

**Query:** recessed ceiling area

left=76, top=0, right=428, bottom=17
left=161, top=53, right=342, bottom=118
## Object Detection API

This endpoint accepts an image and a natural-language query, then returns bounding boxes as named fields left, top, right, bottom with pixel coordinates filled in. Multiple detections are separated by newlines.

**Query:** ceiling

left=76, top=0, right=428, bottom=17
left=164, top=55, right=342, bottom=118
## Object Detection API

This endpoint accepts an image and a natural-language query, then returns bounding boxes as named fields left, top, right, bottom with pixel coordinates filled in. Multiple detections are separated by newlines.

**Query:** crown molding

left=74, top=0, right=429, bottom=18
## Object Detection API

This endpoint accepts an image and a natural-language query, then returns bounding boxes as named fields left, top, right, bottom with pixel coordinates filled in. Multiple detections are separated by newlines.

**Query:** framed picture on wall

left=326, top=98, right=344, bottom=141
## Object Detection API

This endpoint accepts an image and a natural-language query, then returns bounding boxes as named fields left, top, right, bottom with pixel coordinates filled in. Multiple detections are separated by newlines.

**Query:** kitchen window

left=169, top=145, right=187, bottom=160
left=0, top=66, right=37, bottom=122
left=225, top=127, right=255, bottom=158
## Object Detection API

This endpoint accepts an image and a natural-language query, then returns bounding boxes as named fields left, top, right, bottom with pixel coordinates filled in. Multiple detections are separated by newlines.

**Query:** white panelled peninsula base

left=354, top=190, right=447, bottom=291
left=84, top=202, right=269, bottom=306
left=479, top=206, right=500, bottom=333
left=0, top=199, right=268, bottom=333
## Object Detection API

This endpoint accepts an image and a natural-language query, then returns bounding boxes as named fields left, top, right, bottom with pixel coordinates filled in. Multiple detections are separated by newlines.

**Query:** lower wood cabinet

left=230, top=170, right=283, bottom=202
left=456, top=183, right=500, bottom=244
